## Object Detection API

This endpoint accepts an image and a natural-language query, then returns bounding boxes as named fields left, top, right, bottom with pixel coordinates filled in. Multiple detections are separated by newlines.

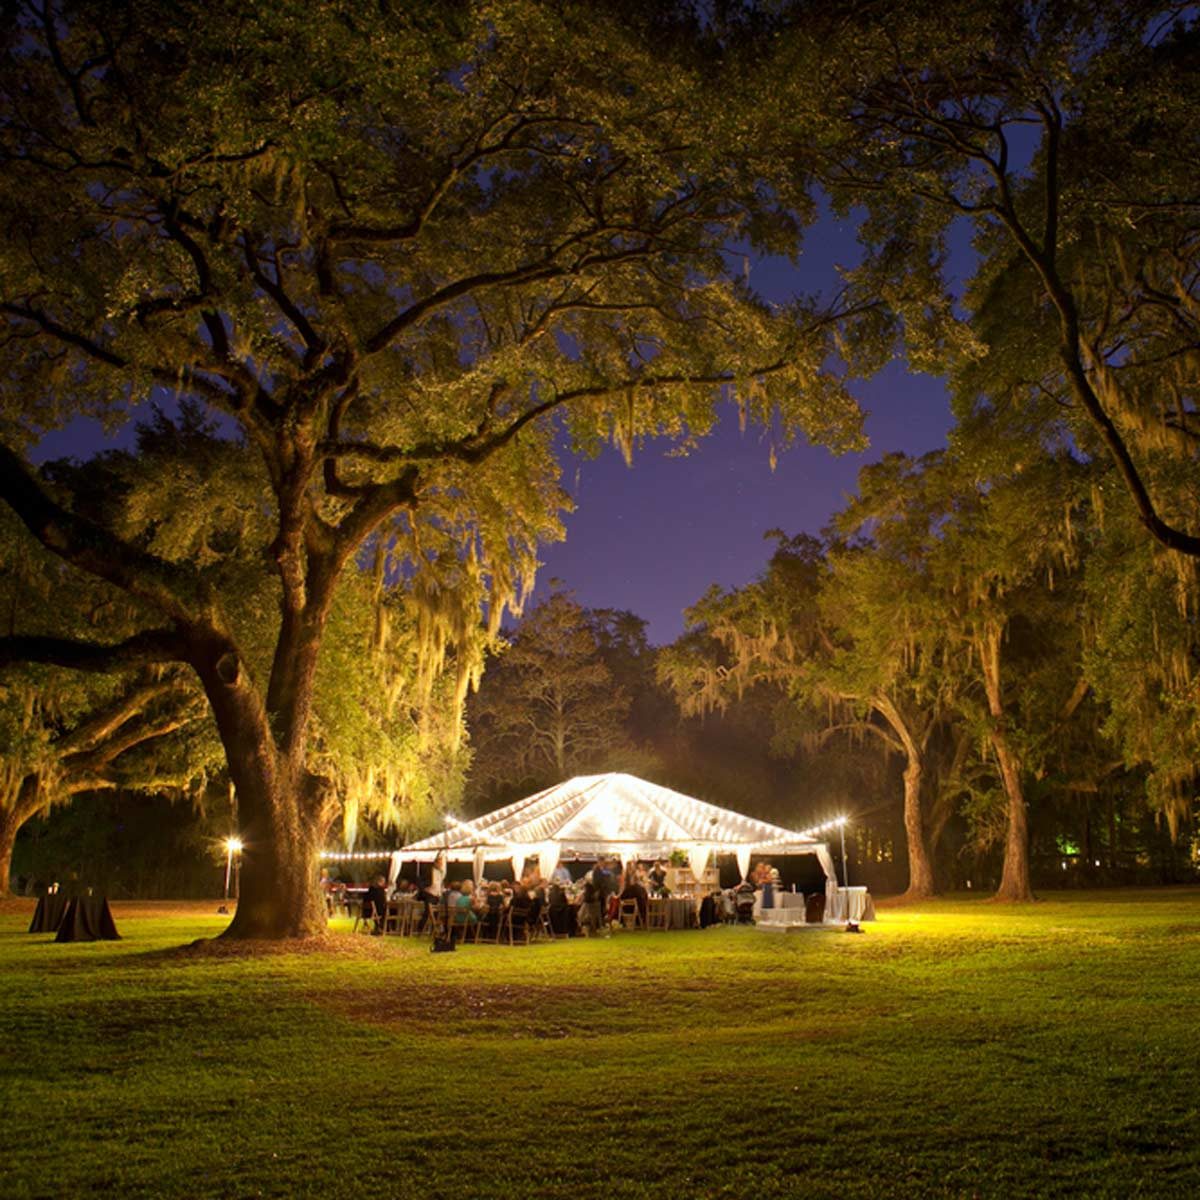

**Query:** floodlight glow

left=226, top=837, right=243, bottom=853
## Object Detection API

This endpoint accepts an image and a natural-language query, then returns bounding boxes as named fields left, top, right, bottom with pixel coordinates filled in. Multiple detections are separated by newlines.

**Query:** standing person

left=414, top=875, right=440, bottom=934
left=594, top=857, right=615, bottom=916
left=578, top=874, right=603, bottom=937
left=757, top=861, right=776, bottom=910
left=319, top=867, right=337, bottom=916
left=548, top=880, right=572, bottom=936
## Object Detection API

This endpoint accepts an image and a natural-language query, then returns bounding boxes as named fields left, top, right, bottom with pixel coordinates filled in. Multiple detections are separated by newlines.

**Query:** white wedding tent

left=391, top=772, right=839, bottom=889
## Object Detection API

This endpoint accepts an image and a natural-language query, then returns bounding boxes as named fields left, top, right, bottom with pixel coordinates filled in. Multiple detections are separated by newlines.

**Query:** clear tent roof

left=396, top=772, right=830, bottom=864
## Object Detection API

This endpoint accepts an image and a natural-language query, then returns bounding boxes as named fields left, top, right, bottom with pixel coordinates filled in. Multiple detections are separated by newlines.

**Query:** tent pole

left=840, top=823, right=850, bottom=888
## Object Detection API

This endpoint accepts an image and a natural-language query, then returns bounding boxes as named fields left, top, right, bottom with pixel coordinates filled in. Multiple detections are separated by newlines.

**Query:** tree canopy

left=0, top=0, right=879, bottom=935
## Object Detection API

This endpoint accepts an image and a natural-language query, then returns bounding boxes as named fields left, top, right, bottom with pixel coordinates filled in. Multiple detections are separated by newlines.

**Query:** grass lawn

left=2, top=890, right=1199, bottom=1199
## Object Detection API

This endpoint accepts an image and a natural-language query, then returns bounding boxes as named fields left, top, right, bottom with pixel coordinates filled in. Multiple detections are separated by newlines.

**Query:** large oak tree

left=0, top=1, right=869, bottom=936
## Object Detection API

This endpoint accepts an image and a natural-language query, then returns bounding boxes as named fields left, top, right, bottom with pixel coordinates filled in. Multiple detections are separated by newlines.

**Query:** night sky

left=535, top=365, right=952, bottom=645
left=533, top=205, right=964, bottom=645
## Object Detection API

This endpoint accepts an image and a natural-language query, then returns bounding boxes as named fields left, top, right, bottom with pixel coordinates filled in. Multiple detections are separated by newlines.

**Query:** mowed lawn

left=2, top=891, right=1199, bottom=1200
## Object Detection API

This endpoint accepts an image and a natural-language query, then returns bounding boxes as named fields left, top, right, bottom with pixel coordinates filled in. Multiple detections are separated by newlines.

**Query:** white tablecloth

left=827, top=886, right=871, bottom=922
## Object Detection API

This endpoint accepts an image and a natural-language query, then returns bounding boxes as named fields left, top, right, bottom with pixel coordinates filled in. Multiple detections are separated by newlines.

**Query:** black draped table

left=28, top=893, right=70, bottom=933
left=54, top=895, right=121, bottom=942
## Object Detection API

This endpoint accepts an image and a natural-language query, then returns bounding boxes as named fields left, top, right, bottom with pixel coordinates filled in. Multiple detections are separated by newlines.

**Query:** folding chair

left=617, top=899, right=644, bottom=930
left=352, top=899, right=378, bottom=934
left=505, top=906, right=533, bottom=945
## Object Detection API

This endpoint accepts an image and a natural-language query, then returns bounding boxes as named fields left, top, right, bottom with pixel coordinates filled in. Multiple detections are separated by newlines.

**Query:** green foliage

left=466, top=589, right=637, bottom=801
left=1084, top=499, right=1200, bottom=834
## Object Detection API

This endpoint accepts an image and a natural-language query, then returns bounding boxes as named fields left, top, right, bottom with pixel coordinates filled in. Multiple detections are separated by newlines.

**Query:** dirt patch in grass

left=312, top=979, right=626, bottom=1038
left=145, top=928, right=400, bottom=963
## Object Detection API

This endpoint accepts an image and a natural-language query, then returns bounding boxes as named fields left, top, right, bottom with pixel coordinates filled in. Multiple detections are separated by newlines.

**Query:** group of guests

left=330, top=856, right=788, bottom=937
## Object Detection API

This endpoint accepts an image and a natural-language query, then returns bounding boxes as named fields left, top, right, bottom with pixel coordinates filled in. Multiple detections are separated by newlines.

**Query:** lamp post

left=224, top=837, right=243, bottom=902
left=838, top=818, right=850, bottom=888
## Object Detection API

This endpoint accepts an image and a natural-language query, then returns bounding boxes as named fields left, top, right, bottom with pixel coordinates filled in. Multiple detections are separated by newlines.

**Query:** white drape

left=815, top=844, right=837, bottom=883
left=538, top=841, right=560, bottom=883
left=388, top=854, right=401, bottom=888
left=473, top=847, right=487, bottom=887
left=736, top=846, right=752, bottom=881
left=687, top=843, right=710, bottom=880
left=511, top=851, right=526, bottom=882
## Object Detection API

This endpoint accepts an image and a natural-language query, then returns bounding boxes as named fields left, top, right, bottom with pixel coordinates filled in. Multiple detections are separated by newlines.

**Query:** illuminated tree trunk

left=900, top=757, right=936, bottom=900
left=981, top=626, right=1035, bottom=902
left=188, top=620, right=330, bottom=940
left=0, top=777, right=42, bottom=897
left=874, top=694, right=936, bottom=901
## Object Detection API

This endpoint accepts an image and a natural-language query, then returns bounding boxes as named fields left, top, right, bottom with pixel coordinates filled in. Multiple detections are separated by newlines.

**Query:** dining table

left=650, top=895, right=697, bottom=930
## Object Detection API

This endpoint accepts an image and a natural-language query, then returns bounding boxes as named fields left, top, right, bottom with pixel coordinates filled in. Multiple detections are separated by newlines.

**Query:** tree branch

left=0, top=630, right=186, bottom=673
left=0, top=443, right=210, bottom=626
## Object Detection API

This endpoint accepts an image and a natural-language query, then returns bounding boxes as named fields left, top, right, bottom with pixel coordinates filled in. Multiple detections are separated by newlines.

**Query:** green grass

left=3, top=890, right=1199, bottom=1199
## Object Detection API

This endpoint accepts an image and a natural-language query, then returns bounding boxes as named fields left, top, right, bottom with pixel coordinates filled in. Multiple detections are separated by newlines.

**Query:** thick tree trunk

left=190, top=630, right=328, bottom=939
left=224, top=770, right=327, bottom=939
left=873, top=694, right=937, bottom=902
left=0, top=803, right=21, bottom=895
left=980, top=627, right=1035, bottom=902
left=0, top=776, right=44, bottom=896
left=992, top=731, right=1034, bottom=901
left=899, top=758, right=936, bottom=901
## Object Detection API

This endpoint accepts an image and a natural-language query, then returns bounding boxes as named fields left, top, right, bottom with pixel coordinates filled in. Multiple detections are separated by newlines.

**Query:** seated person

left=479, top=882, right=504, bottom=939
left=648, top=861, right=669, bottom=896
left=364, top=874, right=389, bottom=935
left=617, top=876, right=649, bottom=925
left=508, top=884, right=534, bottom=938
left=454, top=879, right=478, bottom=927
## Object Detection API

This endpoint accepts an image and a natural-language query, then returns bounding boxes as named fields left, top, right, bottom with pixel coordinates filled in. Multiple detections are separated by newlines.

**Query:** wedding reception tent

left=391, top=771, right=840, bottom=889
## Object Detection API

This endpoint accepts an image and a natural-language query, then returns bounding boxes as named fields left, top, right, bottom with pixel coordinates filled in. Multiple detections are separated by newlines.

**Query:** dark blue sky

left=534, top=362, right=952, bottom=645
left=532, top=202, right=963, bottom=644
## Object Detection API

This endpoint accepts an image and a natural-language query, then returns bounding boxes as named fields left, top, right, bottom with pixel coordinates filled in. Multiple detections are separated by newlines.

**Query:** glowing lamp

left=223, top=836, right=243, bottom=901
